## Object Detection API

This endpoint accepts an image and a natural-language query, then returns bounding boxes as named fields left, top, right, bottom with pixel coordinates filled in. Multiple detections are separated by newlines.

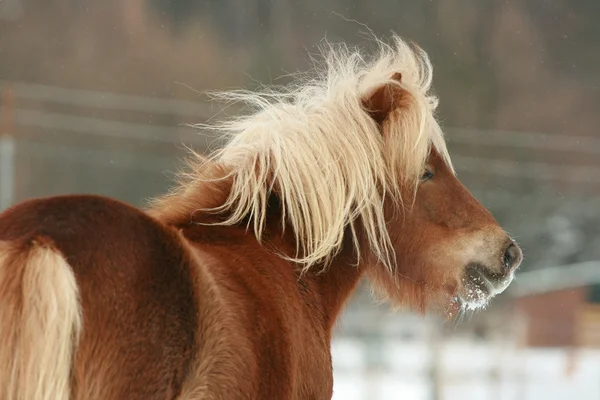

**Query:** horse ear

left=361, top=72, right=404, bottom=125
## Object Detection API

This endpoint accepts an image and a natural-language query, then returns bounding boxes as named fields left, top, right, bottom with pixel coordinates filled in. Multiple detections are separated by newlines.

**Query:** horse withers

left=0, top=36, right=522, bottom=399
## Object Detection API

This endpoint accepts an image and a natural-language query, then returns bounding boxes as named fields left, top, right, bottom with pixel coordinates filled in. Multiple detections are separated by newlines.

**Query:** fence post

left=0, top=87, right=15, bottom=211
left=429, top=319, right=444, bottom=400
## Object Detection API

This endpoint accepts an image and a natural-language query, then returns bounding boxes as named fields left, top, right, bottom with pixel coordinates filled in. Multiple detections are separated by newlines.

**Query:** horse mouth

left=453, top=264, right=514, bottom=311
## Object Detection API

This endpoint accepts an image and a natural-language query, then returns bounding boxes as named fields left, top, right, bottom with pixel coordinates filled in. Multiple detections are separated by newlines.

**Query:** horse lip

left=453, top=265, right=502, bottom=311
left=465, top=264, right=513, bottom=296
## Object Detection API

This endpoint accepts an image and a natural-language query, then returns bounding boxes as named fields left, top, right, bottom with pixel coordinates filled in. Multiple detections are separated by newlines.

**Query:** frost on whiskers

left=460, top=275, right=490, bottom=311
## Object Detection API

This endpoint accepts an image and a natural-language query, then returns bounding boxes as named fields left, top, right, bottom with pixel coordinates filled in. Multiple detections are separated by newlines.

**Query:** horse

left=0, top=36, right=522, bottom=400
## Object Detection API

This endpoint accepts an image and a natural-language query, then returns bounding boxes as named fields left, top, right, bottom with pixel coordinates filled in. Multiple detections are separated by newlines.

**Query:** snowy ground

left=331, top=338, right=600, bottom=400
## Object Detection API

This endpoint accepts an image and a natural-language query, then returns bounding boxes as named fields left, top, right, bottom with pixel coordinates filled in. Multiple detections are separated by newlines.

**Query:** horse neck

left=276, top=224, right=365, bottom=332
left=310, top=249, right=365, bottom=331
left=264, top=200, right=367, bottom=331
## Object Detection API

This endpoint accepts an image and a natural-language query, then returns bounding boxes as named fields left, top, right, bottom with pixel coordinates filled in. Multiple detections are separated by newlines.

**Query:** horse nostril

left=503, top=242, right=522, bottom=271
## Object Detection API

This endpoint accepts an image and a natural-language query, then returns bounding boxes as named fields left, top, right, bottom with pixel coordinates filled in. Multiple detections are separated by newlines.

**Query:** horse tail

left=0, top=238, right=82, bottom=400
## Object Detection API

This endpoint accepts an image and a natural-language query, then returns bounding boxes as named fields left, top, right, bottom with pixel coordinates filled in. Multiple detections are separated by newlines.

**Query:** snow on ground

left=331, top=338, right=600, bottom=400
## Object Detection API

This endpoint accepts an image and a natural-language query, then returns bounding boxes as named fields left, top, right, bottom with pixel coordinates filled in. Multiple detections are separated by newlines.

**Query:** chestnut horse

left=0, top=36, right=522, bottom=399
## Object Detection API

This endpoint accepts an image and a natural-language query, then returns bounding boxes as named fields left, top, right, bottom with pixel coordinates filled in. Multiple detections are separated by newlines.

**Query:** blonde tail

left=0, top=239, right=82, bottom=400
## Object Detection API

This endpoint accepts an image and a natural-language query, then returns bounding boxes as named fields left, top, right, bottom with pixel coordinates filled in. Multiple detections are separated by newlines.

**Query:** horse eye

left=420, top=169, right=434, bottom=182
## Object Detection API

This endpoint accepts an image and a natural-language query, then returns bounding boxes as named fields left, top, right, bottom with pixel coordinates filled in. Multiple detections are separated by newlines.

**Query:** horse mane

left=149, top=35, right=452, bottom=271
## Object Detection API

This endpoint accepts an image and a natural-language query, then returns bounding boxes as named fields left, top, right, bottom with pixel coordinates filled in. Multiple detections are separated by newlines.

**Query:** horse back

left=0, top=195, right=198, bottom=399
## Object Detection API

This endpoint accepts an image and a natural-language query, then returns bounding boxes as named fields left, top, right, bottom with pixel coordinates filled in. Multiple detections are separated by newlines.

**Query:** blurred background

left=1, top=0, right=600, bottom=398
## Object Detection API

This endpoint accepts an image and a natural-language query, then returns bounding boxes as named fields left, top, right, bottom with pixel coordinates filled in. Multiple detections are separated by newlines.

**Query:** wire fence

left=1, top=80, right=599, bottom=208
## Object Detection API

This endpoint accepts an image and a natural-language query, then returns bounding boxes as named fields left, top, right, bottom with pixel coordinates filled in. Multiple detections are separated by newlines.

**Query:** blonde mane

left=151, top=35, right=452, bottom=271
